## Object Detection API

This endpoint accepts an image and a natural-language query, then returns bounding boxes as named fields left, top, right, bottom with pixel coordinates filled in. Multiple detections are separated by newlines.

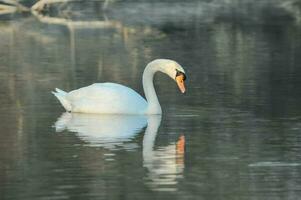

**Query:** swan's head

left=152, top=59, right=187, bottom=93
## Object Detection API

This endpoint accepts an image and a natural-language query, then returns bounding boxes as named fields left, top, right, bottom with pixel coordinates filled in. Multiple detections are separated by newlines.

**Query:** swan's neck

left=142, top=63, right=162, bottom=114
left=143, top=115, right=162, bottom=163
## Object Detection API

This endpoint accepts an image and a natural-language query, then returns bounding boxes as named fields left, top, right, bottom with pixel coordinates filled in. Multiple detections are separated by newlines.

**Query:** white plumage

left=52, top=83, right=147, bottom=114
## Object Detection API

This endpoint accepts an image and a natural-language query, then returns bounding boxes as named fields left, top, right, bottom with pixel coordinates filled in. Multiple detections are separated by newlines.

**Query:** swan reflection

left=54, top=113, right=185, bottom=191
left=55, top=112, right=147, bottom=149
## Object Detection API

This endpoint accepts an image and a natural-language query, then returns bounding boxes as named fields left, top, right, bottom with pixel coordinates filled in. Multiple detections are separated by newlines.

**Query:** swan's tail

left=52, top=88, right=72, bottom=112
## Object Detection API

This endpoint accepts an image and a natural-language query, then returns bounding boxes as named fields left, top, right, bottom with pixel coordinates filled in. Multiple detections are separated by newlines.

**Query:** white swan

left=52, top=59, right=187, bottom=114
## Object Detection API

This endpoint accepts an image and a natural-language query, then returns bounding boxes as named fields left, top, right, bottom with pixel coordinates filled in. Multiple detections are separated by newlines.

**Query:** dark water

left=1, top=1, right=301, bottom=199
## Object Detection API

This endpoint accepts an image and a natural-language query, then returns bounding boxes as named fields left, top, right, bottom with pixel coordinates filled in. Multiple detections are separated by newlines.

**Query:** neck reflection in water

left=54, top=113, right=185, bottom=191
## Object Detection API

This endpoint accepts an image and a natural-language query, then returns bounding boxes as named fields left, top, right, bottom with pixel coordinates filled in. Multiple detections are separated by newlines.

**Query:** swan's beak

left=176, top=74, right=186, bottom=94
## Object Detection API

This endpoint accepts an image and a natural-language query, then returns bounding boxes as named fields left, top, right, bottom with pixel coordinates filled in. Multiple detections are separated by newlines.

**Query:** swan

left=52, top=59, right=187, bottom=114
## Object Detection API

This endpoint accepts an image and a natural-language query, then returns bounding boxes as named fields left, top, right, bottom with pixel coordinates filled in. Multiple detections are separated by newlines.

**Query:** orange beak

left=176, top=74, right=186, bottom=93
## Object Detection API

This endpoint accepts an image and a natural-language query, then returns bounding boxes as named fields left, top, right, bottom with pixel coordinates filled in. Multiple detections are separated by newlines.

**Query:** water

left=1, top=1, right=301, bottom=199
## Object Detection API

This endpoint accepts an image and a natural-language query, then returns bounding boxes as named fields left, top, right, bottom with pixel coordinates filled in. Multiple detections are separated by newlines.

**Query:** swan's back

left=56, top=83, right=147, bottom=114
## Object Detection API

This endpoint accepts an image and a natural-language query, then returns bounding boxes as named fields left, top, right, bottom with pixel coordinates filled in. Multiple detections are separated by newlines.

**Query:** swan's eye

left=182, top=73, right=186, bottom=81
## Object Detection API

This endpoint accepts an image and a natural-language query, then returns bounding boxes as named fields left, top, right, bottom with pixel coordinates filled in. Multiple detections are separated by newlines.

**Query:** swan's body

left=53, top=83, right=147, bottom=114
left=52, top=59, right=186, bottom=114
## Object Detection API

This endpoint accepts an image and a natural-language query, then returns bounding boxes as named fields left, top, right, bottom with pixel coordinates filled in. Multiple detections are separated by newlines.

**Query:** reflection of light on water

left=104, top=153, right=115, bottom=161
left=249, top=161, right=301, bottom=167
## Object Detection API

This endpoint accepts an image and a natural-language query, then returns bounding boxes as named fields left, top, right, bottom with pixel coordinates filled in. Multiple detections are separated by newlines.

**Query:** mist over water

left=1, top=1, right=301, bottom=199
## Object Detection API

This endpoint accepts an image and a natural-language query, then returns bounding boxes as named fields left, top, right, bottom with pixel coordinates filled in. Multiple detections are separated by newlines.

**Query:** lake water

left=1, top=1, right=301, bottom=199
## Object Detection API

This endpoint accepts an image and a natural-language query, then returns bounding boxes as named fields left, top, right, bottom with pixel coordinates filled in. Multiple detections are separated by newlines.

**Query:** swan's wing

left=66, top=83, right=147, bottom=114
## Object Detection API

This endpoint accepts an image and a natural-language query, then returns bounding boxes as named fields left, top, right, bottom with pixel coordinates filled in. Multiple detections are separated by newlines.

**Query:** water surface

left=1, top=1, right=301, bottom=199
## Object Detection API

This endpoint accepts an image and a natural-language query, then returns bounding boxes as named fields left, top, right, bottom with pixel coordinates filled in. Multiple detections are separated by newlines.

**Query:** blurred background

left=1, top=0, right=301, bottom=199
